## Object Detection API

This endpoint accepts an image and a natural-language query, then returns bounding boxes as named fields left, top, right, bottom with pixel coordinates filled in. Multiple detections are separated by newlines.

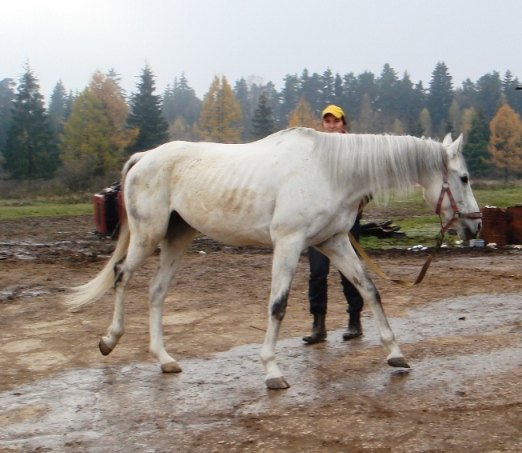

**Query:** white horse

left=67, top=128, right=481, bottom=389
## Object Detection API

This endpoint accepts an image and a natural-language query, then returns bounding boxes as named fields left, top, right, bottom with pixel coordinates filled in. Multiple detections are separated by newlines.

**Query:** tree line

left=1, top=61, right=522, bottom=191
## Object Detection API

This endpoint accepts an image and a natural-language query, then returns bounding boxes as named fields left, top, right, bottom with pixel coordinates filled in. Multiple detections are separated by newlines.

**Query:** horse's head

left=423, top=134, right=482, bottom=242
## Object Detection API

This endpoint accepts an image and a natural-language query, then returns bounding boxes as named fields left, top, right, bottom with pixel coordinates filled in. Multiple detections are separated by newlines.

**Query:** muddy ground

left=0, top=215, right=521, bottom=452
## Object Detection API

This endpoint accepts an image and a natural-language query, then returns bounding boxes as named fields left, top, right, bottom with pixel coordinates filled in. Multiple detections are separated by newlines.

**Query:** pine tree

left=341, top=72, right=358, bottom=120
left=357, top=93, right=375, bottom=133
left=127, top=65, right=169, bottom=152
left=321, top=68, right=335, bottom=105
left=260, top=82, right=281, bottom=129
left=300, top=69, right=323, bottom=113
left=0, top=78, right=15, bottom=154
left=355, top=72, right=378, bottom=114
left=456, top=78, right=478, bottom=111
left=488, top=103, right=522, bottom=182
left=503, top=70, right=522, bottom=116
left=163, top=73, right=201, bottom=132
left=198, top=75, right=242, bottom=143
left=476, top=72, right=502, bottom=121
left=395, top=72, right=420, bottom=134
left=333, top=74, right=344, bottom=105
left=427, top=61, right=454, bottom=137
left=48, top=80, right=69, bottom=141
left=234, top=77, right=253, bottom=141
left=464, top=110, right=490, bottom=177
left=3, top=66, right=58, bottom=179
left=280, top=74, right=301, bottom=125
left=376, top=63, right=399, bottom=128
left=251, top=93, right=275, bottom=139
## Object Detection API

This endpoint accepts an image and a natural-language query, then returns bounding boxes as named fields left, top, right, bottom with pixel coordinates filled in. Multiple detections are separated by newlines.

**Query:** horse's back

left=123, top=129, right=317, bottom=246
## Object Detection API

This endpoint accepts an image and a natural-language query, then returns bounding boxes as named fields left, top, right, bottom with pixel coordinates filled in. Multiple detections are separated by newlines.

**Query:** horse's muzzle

left=461, top=218, right=481, bottom=241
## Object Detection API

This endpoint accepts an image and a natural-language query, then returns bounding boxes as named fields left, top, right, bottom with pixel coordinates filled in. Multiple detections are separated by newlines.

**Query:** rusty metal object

left=506, top=205, right=522, bottom=245
left=480, top=205, right=522, bottom=246
left=479, top=206, right=507, bottom=246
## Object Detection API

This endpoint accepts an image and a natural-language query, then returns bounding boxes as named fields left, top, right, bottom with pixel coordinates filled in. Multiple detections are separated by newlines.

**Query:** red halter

left=435, top=163, right=482, bottom=244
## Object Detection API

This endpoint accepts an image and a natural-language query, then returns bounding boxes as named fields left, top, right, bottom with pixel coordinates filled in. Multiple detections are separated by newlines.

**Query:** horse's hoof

left=387, top=357, right=410, bottom=368
left=265, top=377, right=290, bottom=390
left=161, top=362, right=182, bottom=373
left=99, top=339, right=113, bottom=356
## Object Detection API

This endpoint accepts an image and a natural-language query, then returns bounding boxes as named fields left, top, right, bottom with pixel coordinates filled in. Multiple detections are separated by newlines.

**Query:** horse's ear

left=442, top=133, right=453, bottom=146
left=447, top=134, right=464, bottom=159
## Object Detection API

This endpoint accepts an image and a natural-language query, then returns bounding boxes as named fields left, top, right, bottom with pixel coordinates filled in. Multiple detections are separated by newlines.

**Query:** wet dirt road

left=0, top=216, right=521, bottom=452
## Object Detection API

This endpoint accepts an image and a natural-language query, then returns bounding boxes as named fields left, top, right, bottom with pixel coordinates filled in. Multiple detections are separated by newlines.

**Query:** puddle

left=0, top=239, right=109, bottom=261
left=0, top=294, right=520, bottom=451
left=0, top=286, right=53, bottom=301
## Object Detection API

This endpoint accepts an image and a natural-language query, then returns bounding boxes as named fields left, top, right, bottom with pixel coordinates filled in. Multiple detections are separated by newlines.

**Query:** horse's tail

left=66, top=221, right=130, bottom=311
left=121, top=151, right=146, bottom=187
left=65, top=151, right=146, bottom=312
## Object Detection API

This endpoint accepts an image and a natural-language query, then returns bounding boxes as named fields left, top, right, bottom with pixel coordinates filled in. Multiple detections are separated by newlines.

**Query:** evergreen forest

left=1, top=61, right=522, bottom=192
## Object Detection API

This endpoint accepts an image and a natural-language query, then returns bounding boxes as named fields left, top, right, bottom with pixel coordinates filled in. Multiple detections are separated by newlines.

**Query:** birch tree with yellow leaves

left=287, top=98, right=319, bottom=129
left=488, top=103, right=522, bottom=182
left=197, top=75, right=242, bottom=143
left=60, top=71, right=137, bottom=189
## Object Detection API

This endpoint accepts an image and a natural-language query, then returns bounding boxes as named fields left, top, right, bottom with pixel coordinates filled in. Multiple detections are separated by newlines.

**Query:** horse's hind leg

left=148, top=215, right=197, bottom=373
left=260, top=234, right=304, bottom=389
left=318, top=233, right=409, bottom=368
left=99, top=238, right=156, bottom=356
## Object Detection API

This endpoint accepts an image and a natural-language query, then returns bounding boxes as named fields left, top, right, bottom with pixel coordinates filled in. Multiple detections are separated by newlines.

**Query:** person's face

left=322, top=114, right=345, bottom=133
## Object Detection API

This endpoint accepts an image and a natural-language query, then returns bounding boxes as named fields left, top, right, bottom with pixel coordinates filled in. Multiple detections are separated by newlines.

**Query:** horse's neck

left=318, top=133, right=445, bottom=197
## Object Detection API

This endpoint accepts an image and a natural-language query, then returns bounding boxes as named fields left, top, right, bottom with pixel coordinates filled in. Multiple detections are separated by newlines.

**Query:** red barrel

left=479, top=207, right=507, bottom=246
left=506, top=205, right=522, bottom=245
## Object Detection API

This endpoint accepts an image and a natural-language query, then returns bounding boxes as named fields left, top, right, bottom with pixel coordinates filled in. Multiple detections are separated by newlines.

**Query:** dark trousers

left=308, top=217, right=363, bottom=318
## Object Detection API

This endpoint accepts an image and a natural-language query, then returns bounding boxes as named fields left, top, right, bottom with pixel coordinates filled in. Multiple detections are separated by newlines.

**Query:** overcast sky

left=2, top=0, right=521, bottom=103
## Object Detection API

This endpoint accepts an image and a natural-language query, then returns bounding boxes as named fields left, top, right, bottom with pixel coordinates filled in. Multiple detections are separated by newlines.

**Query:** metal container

left=506, top=205, right=522, bottom=245
left=479, top=206, right=507, bottom=246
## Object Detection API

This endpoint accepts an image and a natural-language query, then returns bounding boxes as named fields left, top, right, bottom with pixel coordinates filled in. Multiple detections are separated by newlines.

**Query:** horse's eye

left=460, top=175, right=469, bottom=184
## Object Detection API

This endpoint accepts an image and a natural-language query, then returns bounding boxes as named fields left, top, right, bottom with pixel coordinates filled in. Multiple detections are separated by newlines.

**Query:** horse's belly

left=173, top=182, right=276, bottom=246
left=202, top=227, right=272, bottom=247
left=179, top=206, right=273, bottom=247
left=195, top=221, right=272, bottom=247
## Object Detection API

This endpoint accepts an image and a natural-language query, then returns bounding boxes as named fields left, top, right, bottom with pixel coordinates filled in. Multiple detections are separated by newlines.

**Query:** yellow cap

left=322, top=104, right=345, bottom=120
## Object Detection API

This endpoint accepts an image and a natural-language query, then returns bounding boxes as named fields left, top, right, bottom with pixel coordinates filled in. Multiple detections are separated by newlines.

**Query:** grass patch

left=0, top=183, right=519, bottom=247
left=360, top=215, right=446, bottom=249
left=473, top=187, right=522, bottom=208
left=0, top=203, right=92, bottom=219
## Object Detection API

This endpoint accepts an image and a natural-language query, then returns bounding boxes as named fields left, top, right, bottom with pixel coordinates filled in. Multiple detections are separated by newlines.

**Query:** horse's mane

left=311, top=130, right=446, bottom=199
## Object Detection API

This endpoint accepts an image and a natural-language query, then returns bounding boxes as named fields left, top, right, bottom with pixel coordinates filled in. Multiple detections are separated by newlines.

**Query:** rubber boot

left=302, top=314, right=327, bottom=344
left=342, top=314, right=363, bottom=340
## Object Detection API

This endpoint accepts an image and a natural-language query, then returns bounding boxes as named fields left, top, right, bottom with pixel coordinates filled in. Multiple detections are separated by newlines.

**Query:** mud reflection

left=0, top=238, right=111, bottom=261
left=0, top=286, right=53, bottom=301
left=0, top=294, right=521, bottom=451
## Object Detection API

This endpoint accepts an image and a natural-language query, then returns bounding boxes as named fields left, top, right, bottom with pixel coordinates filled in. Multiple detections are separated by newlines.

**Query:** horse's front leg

left=318, top=233, right=409, bottom=368
left=261, top=235, right=303, bottom=389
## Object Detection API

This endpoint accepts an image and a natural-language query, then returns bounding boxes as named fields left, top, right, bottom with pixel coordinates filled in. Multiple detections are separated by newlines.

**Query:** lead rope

left=349, top=148, right=485, bottom=288
left=348, top=232, right=433, bottom=288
